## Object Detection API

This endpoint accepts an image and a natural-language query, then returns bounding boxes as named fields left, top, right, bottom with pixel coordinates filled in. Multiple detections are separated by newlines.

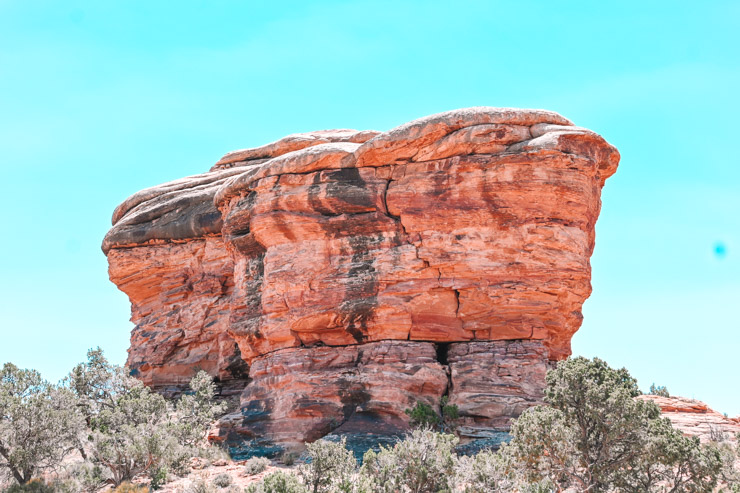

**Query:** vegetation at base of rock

left=404, top=395, right=460, bottom=432
left=279, top=452, right=298, bottom=466
left=1, top=348, right=227, bottom=490
left=0, top=364, right=82, bottom=485
left=502, top=357, right=727, bottom=492
left=243, top=357, right=739, bottom=493
left=361, top=428, right=457, bottom=492
left=299, top=438, right=357, bottom=493
left=245, top=471, right=307, bottom=493
left=649, top=382, right=671, bottom=397
left=2, top=354, right=739, bottom=492
left=243, top=457, right=271, bottom=476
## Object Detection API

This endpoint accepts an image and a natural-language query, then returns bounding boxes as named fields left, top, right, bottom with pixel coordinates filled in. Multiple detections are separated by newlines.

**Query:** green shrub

left=0, top=364, right=83, bottom=485
left=361, top=428, right=457, bottom=493
left=405, top=396, right=459, bottom=432
left=67, top=349, right=228, bottom=487
left=246, top=470, right=307, bottom=493
left=244, top=457, right=271, bottom=476
left=112, top=483, right=149, bottom=493
left=405, top=402, right=440, bottom=429
left=2, top=479, right=55, bottom=493
left=280, top=451, right=298, bottom=466
left=299, top=437, right=357, bottom=493
left=648, top=383, right=670, bottom=397
left=212, top=473, right=233, bottom=488
left=69, top=462, right=109, bottom=492
left=149, top=465, right=168, bottom=490
left=503, top=356, right=724, bottom=492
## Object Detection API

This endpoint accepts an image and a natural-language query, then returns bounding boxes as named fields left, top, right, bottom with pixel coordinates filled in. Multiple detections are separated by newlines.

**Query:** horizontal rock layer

left=104, top=107, right=618, bottom=447
left=210, top=340, right=550, bottom=455
left=639, top=395, right=740, bottom=443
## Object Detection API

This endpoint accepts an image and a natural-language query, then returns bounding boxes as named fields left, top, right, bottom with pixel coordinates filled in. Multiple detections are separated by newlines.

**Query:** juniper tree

left=502, top=357, right=723, bottom=492
left=0, top=363, right=82, bottom=484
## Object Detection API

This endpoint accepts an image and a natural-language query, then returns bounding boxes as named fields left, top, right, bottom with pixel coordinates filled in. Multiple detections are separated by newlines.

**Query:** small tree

left=173, top=370, right=227, bottom=447
left=298, top=437, right=357, bottom=493
left=614, top=417, right=722, bottom=492
left=503, top=357, right=723, bottom=492
left=0, top=363, right=82, bottom=485
left=648, top=383, right=670, bottom=398
left=66, top=348, right=227, bottom=488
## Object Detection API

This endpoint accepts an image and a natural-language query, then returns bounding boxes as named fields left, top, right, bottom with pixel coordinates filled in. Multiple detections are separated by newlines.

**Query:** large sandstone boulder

left=104, top=107, right=619, bottom=454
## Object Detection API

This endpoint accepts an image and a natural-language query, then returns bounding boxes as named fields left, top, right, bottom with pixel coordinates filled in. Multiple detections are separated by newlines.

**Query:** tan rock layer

left=639, top=395, right=740, bottom=443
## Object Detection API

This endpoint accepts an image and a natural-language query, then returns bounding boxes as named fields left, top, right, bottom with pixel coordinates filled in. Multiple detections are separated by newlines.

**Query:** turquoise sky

left=1, top=1, right=738, bottom=415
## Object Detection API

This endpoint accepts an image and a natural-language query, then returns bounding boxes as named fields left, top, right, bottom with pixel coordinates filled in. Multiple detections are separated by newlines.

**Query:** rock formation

left=103, top=107, right=619, bottom=454
left=639, top=395, right=740, bottom=443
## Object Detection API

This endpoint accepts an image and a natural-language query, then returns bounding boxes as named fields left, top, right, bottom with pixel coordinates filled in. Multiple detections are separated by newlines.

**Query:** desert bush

left=453, top=449, right=537, bottom=493
left=361, top=428, right=457, bottom=493
left=298, top=437, right=356, bottom=493
left=244, top=457, right=271, bottom=476
left=66, top=348, right=228, bottom=488
left=67, top=462, right=110, bottom=492
left=184, top=477, right=216, bottom=493
left=405, top=402, right=440, bottom=429
left=2, top=479, right=56, bottom=493
left=280, top=452, right=298, bottom=466
left=173, top=371, right=227, bottom=447
left=0, top=363, right=83, bottom=485
left=212, top=473, right=233, bottom=488
left=405, top=397, right=459, bottom=433
left=503, top=356, right=723, bottom=492
left=112, top=483, right=149, bottom=493
left=648, top=382, right=670, bottom=397
left=246, top=470, right=307, bottom=493
left=717, top=436, right=740, bottom=491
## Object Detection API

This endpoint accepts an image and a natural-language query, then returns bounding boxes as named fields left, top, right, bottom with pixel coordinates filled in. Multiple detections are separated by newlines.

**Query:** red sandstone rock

left=104, top=107, right=619, bottom=450
left=448, top=341, right=552, bottom=433
left=639, top=395, right=740, bottom=443
left=107, top=238, right=247, bottom=391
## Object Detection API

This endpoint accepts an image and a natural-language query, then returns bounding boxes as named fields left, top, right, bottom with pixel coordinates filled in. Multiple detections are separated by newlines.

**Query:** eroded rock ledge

left=103, top=107, right=619, bottom=454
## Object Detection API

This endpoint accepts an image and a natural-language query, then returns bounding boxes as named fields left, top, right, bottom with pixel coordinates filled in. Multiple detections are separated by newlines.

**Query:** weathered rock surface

left=104, top=107, right=619, bottom=451
left=639, top=395, right=740, bottom=443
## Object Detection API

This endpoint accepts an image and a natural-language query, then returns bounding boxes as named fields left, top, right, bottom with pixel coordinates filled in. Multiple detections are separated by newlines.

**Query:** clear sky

left=1, top=1, right=738, bottom=415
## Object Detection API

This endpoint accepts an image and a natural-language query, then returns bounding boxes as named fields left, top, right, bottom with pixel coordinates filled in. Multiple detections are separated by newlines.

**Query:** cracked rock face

left=104, top=107, right=619, bottom=452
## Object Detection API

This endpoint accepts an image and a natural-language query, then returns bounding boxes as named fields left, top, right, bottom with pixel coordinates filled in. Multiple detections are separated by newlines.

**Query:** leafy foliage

left=0, top=363, right=83, bottom=485
left=502, top=356, right=725, bottom=492
left=405, top=396, right=459, bottom=433
left=56, top=348, right=227, bottom=489
left=453, top=448, right=554, bottom=493
left=246, top=470, right=308, bottom=493
left=361, top=428, right=457, bottom=493
left=405, top=402, right=440, bottom=429
left=299, top=438, right=357, bottom=493
left=649, top=383, right=671, bottom=397
left=244, top=456, right=271, bottom=476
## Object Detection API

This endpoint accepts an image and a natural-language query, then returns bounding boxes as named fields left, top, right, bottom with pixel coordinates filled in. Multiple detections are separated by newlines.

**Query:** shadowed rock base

left=210, top=339, right=549, bottom=455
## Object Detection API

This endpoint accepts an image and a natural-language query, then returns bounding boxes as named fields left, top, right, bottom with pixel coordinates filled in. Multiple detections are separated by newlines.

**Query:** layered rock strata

left=104, top=107, right=619, bottom=452
left=639, top=395, right=740, bottom=443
